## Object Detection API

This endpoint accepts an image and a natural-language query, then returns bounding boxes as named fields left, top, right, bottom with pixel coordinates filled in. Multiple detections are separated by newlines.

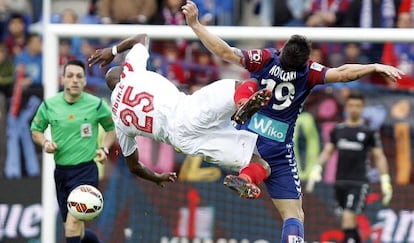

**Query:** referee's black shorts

left=334, top=182, right=369, bottom=214
left=54, top=161, right=99, bottom=222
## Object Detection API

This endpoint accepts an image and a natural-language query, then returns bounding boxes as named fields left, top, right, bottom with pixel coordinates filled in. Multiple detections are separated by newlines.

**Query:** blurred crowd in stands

left=0, top=0, right=413, bottom=179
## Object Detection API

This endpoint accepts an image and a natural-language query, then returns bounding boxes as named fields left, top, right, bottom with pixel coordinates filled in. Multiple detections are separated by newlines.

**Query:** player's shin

left=281, top=218, right=304, bottom=243
left=239, top=161, right=269, bottom=184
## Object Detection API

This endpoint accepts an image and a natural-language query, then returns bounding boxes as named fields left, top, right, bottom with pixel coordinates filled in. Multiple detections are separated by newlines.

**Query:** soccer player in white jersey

left=89, top=34, right=272, bottom=198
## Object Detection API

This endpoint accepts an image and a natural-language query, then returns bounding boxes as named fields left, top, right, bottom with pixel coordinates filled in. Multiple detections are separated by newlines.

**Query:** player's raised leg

left=224, top=154, right=270, bottom=199
left=232, top=88, right=272, bottom=124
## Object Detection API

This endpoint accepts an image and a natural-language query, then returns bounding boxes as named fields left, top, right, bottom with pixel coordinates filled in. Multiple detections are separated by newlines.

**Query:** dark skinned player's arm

left=125, top=149, right=162, bottom=183
left=112, top=34, right=150, bottom=53
left=124, top=148, right=177, bottom=187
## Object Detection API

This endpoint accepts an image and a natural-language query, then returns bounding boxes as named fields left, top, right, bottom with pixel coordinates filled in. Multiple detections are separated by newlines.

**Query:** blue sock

left=82, top=229, right=101, bottom=243
left=66, top=236, right=81, bottom=243
left=281, top=218, right=304, bottom=243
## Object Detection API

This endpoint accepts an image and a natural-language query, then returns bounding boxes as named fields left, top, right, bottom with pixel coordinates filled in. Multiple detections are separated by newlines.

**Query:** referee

left=31, top=60, right=116, bottom=243
left=307, top=91, right=392, bottom=243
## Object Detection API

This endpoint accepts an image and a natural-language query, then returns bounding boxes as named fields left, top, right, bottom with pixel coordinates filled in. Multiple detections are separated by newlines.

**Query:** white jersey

left=111, top=43, right=258, bottom=171
left=111, top=44, right=184, bottom=155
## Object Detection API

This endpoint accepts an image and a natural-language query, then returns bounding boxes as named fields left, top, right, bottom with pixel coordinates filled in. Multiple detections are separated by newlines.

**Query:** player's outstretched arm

left=182, top=0, right=242, bottom=66
left=125, top=149, right=177, bottom=187
left=88, top=34, right=149, bottom=68
left=324, top=63, right=405, bottom=84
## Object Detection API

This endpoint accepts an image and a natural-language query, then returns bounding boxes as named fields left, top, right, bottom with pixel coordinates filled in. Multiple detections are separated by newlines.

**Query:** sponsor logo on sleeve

left=248, top=49, right=263, bottom=64
left=310, top=62, right=324, bottom=72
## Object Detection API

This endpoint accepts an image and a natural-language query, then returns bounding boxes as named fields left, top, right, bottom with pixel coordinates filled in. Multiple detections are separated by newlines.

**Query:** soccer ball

left=67, top=185, right=104, bottom=221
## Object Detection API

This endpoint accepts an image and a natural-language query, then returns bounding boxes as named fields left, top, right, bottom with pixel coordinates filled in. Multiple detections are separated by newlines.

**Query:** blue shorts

left=257, top=140, right=302, bottom=199
left=54, top=161, right=99, bottom=222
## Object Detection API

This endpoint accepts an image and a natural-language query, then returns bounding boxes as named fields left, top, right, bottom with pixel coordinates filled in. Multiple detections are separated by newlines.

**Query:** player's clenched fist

left=182, top=0, right=199, bottom=26
left=43, top=140, right=58, bottom=153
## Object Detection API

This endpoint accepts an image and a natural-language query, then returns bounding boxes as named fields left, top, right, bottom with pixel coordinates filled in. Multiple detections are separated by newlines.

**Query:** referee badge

left=80, top=123, right=92, bottom=137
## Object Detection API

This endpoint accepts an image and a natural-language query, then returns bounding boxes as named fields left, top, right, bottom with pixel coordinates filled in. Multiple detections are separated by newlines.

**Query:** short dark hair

left=63, top=60, right=85, bottom=76
left=27, top=33, right=41, bottom=43
left=8, top=12, right=26, bottom=23
left=280, top=35, right=311, bottom=71
left=346, top=91, right=365, bottom=103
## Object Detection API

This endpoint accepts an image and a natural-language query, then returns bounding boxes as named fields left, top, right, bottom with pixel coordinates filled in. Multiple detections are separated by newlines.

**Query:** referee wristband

left=111, top=45, right=118, bottom=56
left=100, top=147, right=110, bottom=155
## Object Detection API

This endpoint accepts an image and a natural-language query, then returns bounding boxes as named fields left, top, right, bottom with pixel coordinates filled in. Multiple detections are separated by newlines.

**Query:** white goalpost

left=40, top=1, right=413, bottom=242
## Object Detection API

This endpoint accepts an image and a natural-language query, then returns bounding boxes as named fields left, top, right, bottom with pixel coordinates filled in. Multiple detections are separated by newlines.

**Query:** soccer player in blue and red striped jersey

left=183, top=1, right=404, bottom=242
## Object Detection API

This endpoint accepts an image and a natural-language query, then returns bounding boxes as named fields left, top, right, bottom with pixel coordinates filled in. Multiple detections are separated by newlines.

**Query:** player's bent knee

left=274, top=199, right=304, bottom=222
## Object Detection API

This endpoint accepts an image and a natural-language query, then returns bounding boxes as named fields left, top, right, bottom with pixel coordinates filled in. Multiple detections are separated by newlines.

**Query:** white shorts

left=173, top=79, right=258, bottom=171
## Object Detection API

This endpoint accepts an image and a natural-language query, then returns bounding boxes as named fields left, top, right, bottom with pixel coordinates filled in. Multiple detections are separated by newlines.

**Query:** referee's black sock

left=81, top=228, right=101, bottom=243
left=66, top=236, right=81, bottom=243
left=343, top=228, right=361, bottom=243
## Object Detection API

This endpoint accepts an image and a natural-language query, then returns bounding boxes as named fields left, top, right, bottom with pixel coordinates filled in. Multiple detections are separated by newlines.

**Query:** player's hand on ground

left=88, top=47, right=114, bottom=68
left=380, top=174, right=393, bottom=206
left=374, top=64, right=405, bottom=83
left=43, top=140, right=58, bottom=153
left=305, top=164, right=323, bottom=193
left=156, top=172, right=177, bottom=187
left=95, top=148, right=108, bottom=164
left=182, top=0, right=200, bottom=26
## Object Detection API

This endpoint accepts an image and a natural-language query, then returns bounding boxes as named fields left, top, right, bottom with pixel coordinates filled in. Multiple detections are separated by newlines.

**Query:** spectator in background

left=0, top=42, right=13, bottom=167
left=4, top=13, right=27, bottom=57
left=342, top=43, right=369, bottom=65
left=150, top=0, right=196, bottom=65
left=150, top=40, right=187, bottom=90
left=399, top=0, right=414, bottom=17
left=151, top=0, right=186, bottom=25
left=309, top=43, right=328, bottom=65
left=4, top=33, right=42, bottom=179
left=0, top=0, right=31, bottom=40
left=0, top=0, right=31, bottom=17
left=98, top=0, right=157, bottom=24
left=305, top=0, right=351, bottom=67
left=382, top=10, right=414, bottom=89
left=191, top=0, right=214, bottom=25
left=188, top=45, right=219, bottom=93
left=58, top=8, right=84, bottom=59
left=0, top=43, right=14, bottom=99
left=58, top=38, right=76, bottom=80
left=344, top=0, right=401, bottom=63
left=77, top=40, right=109, bottom=96
left=305, top=0, right=350, bottom=27
left=269, top=0, right=310, bottom=27
left=14, top=33, right=42, bottom=98
left=31, top=0, right=41, bottom=23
